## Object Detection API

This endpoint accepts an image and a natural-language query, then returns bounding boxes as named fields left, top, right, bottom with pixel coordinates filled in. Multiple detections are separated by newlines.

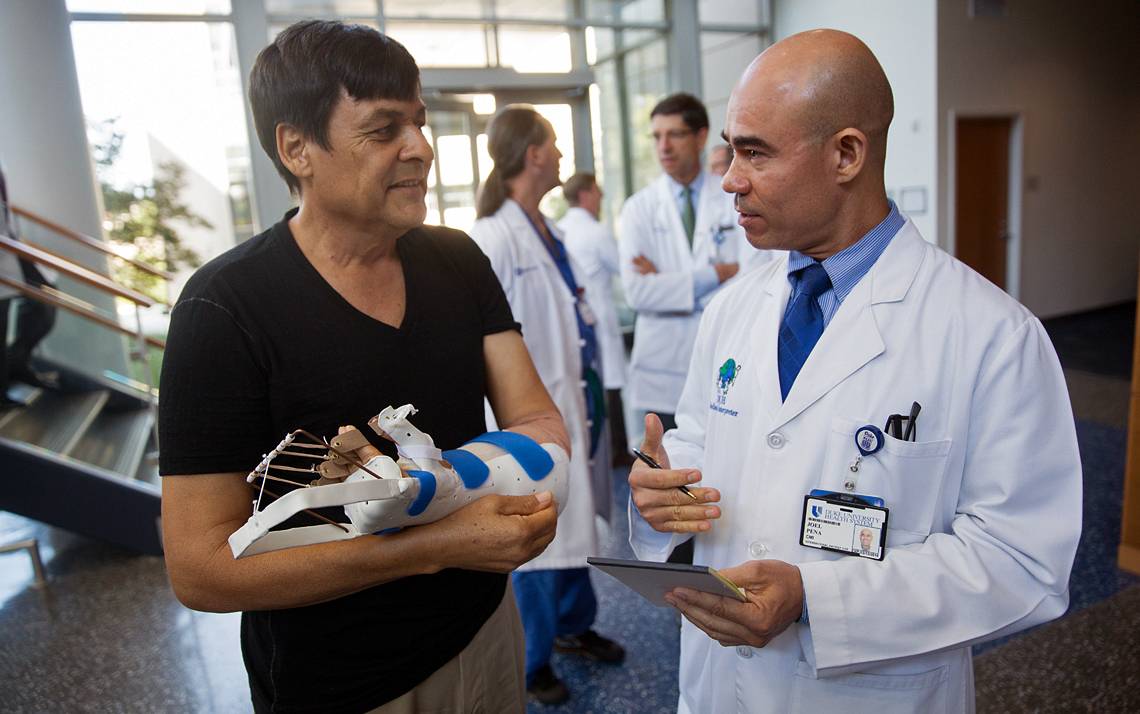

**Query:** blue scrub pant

left=511, top=567, right=598, bottom=684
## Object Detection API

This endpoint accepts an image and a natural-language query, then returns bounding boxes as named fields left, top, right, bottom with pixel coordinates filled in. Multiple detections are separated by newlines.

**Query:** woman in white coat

left=469, top=106, right=623, bottom=704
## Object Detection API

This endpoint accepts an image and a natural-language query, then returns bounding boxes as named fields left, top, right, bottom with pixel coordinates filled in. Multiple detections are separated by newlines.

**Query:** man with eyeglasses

left=618, top=93, right=767, bottom=464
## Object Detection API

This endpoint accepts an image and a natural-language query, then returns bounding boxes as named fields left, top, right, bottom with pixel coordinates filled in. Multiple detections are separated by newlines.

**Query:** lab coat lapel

left=769, top=220, right=925, bottom=431
left=653, top=175, right=690, bottom=264
left=752, top=255, right=792, bottom=423
left=503, top=199, right=558, bottom=273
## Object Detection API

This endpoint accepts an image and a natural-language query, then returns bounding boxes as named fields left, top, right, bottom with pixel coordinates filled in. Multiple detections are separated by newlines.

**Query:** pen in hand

left=631, top=448, right=700, bottom=502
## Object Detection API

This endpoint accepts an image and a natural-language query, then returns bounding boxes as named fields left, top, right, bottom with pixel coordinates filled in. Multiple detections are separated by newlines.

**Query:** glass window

left=68, top=0, right=231, bottom=12
left=268, top=18, right=379, bottom=42
left=425, top=110, right=480, bottom=233
left=475, top=133, right=493, bottom=183
left=622, top=37, right=668, bottom=192
left=498, top=26, right=572, bottom=73
left=70, top=21, right=255, bottom=297
left=589, top=65, right=625, bottom=222
left=698, top=0, right=761, bottom=26
left=436, top=135, right=474, bottom=187
left=386, top=22, right=488, bottom=67
left=584, top=0, right=663, bottom=23
left=493, top=0, right=571, bottom=22
left=585, top=26, right=614, bottom=64
left=382, top=0, right=486, bottom=19
left=265, top=0, right=376, bottom=15
left=700, top=32, right=763, bottom=138
left=621, top=0, right=664, bottom=23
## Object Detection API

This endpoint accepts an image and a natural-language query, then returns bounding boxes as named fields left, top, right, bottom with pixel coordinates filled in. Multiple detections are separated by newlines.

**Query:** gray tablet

left=587, top=556, right=747, bottom=607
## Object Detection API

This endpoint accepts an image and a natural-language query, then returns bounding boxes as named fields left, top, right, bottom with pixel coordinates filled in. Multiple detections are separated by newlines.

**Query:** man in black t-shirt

left=159, top=21, right=565, bottom=713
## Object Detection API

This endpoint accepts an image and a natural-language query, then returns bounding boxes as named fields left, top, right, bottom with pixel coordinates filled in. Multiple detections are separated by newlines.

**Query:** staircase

left=0, top=364, right=161, bottom=555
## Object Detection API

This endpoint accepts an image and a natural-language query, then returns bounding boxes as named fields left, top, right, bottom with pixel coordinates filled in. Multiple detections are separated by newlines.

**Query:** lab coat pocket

left=790, top=660, right=948, bottom=714
left=819, top=417, right=952, bottom=541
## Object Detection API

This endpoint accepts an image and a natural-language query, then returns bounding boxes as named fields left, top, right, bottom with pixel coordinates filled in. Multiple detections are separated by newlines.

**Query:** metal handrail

left=0, top=276, right=165, bottom=350
left=0, top=235, right=155, bottom=307
left=11, top=205, right=176, bottom=282
left=1, top=233, right=164, bottom=412
left=19, top=237, right=173, bottom=309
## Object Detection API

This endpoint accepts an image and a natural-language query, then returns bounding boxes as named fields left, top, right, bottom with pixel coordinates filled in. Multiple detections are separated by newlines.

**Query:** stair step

left=68, top=407, right=155, bottom=477
left=0, top=386, right=43, bottom=431
left=0, top=390, right=110, bottom=455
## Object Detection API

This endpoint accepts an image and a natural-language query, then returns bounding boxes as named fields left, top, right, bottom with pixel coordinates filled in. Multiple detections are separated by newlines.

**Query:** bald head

left=739, top=29, right=893, bottom=158
left=721, top=30, right=895, bottom=258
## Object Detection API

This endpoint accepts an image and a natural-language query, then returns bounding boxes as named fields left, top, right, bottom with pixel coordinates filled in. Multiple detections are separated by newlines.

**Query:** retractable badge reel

left=800, top=424, right=890, bottom=561
left=846, top=424, right=884, bottom=490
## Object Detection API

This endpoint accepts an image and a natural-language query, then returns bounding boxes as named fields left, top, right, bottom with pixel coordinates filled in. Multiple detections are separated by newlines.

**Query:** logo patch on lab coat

left=710, top=358, right=742, bottom=416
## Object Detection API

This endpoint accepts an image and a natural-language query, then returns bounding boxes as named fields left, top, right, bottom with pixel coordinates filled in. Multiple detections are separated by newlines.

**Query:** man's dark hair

left=249, top=20, right=421, bottom=194
left=650, top=93, right=709, bottom=133
left=562, top=172, right=597, bottom=206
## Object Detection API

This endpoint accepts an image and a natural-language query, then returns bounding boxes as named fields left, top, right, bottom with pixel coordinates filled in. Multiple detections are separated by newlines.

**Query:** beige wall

left=937, top=0, right=1140, bottom=317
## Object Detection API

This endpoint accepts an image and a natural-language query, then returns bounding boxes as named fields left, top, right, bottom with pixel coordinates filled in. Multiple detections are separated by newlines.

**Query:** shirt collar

left=665, top=170, right=704, bottom=199
left=786, top=201, right=905, bottom=303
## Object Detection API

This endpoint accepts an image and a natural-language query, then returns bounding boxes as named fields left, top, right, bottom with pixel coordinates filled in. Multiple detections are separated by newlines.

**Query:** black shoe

left=554, top=629, right=626, bottom=663
left=527, top=664, right=570, bottom=705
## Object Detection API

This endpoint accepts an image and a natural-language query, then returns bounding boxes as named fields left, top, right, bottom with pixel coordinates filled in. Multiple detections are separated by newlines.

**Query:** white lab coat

left=618, top=171, right=771, bottom=414
left=629, top=220, right=1082, bottom=713
left=471, top=199, right=607, bottom=571
left=558, top=206, right=627, bottom=390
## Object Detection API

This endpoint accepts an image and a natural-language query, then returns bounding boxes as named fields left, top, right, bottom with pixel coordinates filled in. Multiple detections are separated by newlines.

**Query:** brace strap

left=405, top=470, right=437, bottom=516
left=397, top=444, right=444, bottom=463
left=441, top=449, right=490, bottom=489
left=465, top=432, right=554, bottom=481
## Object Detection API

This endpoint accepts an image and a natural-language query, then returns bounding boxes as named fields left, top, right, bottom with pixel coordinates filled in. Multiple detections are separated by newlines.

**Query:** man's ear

left=833, top=128, right=868, bottom=185
left=277, top=124, right=312, bottom=181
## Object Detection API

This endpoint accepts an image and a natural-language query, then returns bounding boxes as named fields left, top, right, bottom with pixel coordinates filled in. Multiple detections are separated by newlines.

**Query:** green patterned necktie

left=681, top=184, right=696, bottom=247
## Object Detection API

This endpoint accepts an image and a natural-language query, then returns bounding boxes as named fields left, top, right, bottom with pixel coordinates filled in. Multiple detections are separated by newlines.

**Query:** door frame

left=947, top=110, right=1024, bottom=300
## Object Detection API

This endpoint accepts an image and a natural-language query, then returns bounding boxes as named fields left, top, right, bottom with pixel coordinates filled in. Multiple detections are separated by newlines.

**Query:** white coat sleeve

left=618, top=199, right=696, bottom=314
left=598, top=225, right=621, bottom=277
left=628, top=294, right=719, bottom=561
left=798, top=316, right=1082, bottom=674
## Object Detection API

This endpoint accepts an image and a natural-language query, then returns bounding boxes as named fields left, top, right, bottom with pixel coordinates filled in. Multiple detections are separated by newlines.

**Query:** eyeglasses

left=650, top=129, right=695, bottom=142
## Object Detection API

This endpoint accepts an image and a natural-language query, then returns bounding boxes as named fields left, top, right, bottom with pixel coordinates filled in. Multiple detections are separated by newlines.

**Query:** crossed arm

left=162, top=330, right=565, bottom=613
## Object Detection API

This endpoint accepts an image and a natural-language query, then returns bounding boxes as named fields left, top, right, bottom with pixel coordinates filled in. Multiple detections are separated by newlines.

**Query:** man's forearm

left=167, top=515, right=452, bottom=613
left=503, top=407, right=570, bottom=455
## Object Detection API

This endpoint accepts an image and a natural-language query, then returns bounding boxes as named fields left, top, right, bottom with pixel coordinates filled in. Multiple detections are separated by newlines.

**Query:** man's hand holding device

left=627, top=413, right=803, bottom=649
left=628, top=413, right=721, bottom=533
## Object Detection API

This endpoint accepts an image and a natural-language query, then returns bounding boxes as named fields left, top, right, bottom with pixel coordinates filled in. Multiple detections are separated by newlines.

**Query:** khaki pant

left=367, top=583, right=526, bottom=713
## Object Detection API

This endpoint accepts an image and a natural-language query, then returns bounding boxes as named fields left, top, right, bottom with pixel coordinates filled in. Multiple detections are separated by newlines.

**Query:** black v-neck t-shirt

left=159, top=211, right=519, bottom=713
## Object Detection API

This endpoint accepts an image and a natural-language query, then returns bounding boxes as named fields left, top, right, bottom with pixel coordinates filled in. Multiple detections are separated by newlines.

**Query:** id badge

left=800, top=492, right=888, bottom=561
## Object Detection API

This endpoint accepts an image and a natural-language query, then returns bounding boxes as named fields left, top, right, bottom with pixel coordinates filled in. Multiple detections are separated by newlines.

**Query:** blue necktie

left=777, top=263, right=832, bottom=400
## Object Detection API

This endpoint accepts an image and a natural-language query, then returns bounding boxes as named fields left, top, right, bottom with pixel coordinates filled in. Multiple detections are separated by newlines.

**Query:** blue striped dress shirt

left=784, top=202, right=905, bottom=326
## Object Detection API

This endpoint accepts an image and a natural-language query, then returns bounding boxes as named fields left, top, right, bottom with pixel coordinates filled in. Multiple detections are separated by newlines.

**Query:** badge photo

left=799, top=493, right=889, bottom=561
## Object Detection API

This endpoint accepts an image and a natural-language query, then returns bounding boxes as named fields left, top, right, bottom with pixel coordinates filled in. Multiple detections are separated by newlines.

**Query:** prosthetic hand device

left=228, top=404, right=568, bottom=558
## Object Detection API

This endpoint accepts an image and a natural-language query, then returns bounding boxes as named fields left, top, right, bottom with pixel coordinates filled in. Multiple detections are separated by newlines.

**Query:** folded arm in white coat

left=618, top=201, right=711, bottom=314
left=799, top=317, right=1082, bottom=674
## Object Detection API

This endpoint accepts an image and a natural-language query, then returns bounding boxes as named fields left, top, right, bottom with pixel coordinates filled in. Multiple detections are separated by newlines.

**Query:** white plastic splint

left=228, top=405, right=569, bottom=558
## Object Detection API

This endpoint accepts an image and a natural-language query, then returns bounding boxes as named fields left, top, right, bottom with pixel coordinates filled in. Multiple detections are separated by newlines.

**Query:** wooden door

left=955, top=118, right=1011, bottom=289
